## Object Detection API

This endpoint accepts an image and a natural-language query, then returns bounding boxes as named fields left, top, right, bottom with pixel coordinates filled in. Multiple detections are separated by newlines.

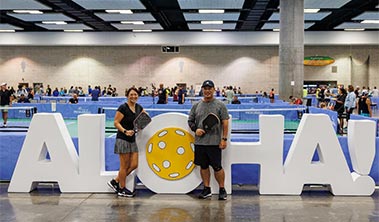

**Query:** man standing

left=157, top=83, right=168, bottom=104
left=46, top=84, right=52, bottom=96
left=188, top=80, right=229, bottom=200
left=0, top=83, right=12, bottom=127
left=225, top=86, right=234, bottom=104
left=91, top=86, right=101, bottom=101
left=177, top=85, right=185, bottom=104
left=344, top=85, right=356, bottom=123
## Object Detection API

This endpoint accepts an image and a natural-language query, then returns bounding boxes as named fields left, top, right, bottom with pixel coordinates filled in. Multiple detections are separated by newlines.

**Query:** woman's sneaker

left=107, top=179, right=120, bottom=193
left=118, top=188, right=135, bottom=198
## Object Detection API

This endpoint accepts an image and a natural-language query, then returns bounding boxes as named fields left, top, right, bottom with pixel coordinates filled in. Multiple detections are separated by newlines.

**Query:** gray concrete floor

left=1, top=183, right=378, bottom=222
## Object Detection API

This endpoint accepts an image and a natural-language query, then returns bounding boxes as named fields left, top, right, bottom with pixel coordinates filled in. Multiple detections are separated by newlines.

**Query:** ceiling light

left=304, top=9, right=320, bottom=13
left=13, top=10, right=43, bottom=14
left=105, top=10, right=133, bottom=14
left=201, top=21, right=223, bottom=25
left=132, top=29, right=152, bottom=32
left=64, top=30, right=83, bottom=32
left=42, top=21, right=67, bottom=25
left=199, top=9, right=225, bottom=14
left=344, top=28, right=365, bottom=31
left=121, top=21, right=144, bottom=25
left=202, top=29, right=222, bottom=32
left=361, top=20, right=379, bottom=24
left=0, top=30, right=16, bottom=32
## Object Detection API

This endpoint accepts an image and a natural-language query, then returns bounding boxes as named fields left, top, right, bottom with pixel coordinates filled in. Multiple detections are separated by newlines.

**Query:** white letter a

left=8, top=113, right=79, bottom=192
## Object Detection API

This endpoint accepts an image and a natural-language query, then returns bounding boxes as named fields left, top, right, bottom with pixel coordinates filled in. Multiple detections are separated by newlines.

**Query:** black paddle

left=202, top=113, right=220, bottom=133
left=133, top=112, right=152, bottom=133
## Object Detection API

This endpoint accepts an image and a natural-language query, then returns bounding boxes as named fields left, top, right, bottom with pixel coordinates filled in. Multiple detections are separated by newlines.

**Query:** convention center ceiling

left=0, top=0, right=378, bottom=32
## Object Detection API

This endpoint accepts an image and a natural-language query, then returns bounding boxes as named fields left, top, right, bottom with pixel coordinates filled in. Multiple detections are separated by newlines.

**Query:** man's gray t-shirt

left=188, top=99, right=229, bottom=146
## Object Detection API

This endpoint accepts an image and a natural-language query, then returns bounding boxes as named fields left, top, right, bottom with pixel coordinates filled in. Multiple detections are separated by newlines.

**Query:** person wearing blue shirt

left=91, top=86, right=101, bottom=101
left=53, top=87, right=59, bottom=97
left=344, top=85, right=356, bottom=123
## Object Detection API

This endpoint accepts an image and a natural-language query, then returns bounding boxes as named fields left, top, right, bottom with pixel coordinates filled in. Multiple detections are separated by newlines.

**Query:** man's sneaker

left=198, top=187, right=212, bottom=199
left=107, top=179, right=120, bottom=193
left=218, top=188, right=227, bottom=200
left=118, top=187, right=135, bottom=198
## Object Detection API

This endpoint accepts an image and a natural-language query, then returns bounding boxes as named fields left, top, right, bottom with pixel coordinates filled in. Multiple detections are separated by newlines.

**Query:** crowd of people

left=310, top=85, right=377, bottom=134
left=153, top=83, right=243, bottom=105
left=1, top=82, right=247, bottom=105
left=1, top=81, right=378, bottom=128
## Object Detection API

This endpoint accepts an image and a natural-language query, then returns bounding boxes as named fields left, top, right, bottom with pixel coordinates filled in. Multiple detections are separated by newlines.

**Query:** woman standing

left=107, top=87, right=144, bottom=197
left=333, top=87, right=347, bottom=134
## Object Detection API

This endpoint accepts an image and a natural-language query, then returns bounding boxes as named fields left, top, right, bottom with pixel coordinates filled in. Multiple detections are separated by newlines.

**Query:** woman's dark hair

left=125, top=87, right=139, bottom=97
left=339, top=87, right=347, bottom=95
left=348, top=85, right=354, bottom=93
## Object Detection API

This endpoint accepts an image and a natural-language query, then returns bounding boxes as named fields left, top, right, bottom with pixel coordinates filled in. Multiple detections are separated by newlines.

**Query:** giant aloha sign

left=8, top=112, right=376, bottom=196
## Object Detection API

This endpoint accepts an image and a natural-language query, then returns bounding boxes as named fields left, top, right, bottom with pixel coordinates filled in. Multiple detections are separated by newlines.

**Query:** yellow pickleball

left=146, top=127, right=195, bottom=180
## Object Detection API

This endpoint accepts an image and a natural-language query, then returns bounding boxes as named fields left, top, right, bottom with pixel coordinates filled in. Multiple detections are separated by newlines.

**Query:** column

left=279, top=0, right=304, bottom=101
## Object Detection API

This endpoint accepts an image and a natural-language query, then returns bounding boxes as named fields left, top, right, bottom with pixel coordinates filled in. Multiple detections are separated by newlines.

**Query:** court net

left=0, top=106, right=37, bottom=132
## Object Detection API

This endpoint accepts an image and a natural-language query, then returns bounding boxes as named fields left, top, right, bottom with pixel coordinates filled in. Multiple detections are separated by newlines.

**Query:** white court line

left=101, top=107, right=306, bottom=112
left=65, top=121, right=76, bottom=126
left=107, top=133, right=116, bottom=138
left=0, top=106, right=35, bottom=110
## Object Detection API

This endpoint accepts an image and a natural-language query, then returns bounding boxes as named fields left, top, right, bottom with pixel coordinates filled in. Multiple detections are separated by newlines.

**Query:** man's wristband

left=222, top=137, right=227, bottom=141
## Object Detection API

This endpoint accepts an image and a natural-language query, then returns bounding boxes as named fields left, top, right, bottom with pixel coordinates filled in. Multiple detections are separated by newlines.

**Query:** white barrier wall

left=8, top=113, right=376, bottom=196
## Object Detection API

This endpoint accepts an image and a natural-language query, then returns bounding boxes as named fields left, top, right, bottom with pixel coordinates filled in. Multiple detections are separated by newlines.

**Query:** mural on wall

left=304, top=56, right=335, bottom=66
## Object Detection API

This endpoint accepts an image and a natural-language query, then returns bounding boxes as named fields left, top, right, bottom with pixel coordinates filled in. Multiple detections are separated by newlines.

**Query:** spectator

left=289, top=96, right=303, bottom=105
left=357, top=92, right=372, bottom=117
left=371, top=86, right=379, bottom=97
left=69, top=93, right=79, bottom=104
left=157, top=84, right=168, bottom=104
left=189, top=85, right=195, bottom=97
left=177, top=85, right=185, bottom=104
left=88, top=85, right=92, bottom=95
left=53, top=87, right=59, bottom=97
left=91, top=86, right=101, bottom=101
left=46, top=84, right=52, bottom=96
left=0, top=83, right=12, bottom=127
left=344, top=85, right=356, bottom=124
left=16, top=85, right=28, bottom=98
left=231, top=95, right=241, bottom=104
left=17, top=94, right=30, bottom=103
left=225, top=86, right=234, bottom=104
left=28, top=89, right=34, bottom=100
left=59, top=88, right=65, bottom=96
left=269, top=88, right=275, bottom=103
left=332, top=87, right=347, bottom=134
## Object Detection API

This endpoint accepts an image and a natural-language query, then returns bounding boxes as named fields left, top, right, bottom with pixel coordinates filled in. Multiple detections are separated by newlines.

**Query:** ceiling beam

left=308, top=0, right=378, bottom=31
left=140, top=0, right=188, bottom=31
left=36, top=0, right=117, bottom=31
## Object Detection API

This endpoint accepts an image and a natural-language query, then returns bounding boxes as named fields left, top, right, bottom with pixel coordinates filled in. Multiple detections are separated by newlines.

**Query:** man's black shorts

left=194, top=145, right=222, bottom=169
